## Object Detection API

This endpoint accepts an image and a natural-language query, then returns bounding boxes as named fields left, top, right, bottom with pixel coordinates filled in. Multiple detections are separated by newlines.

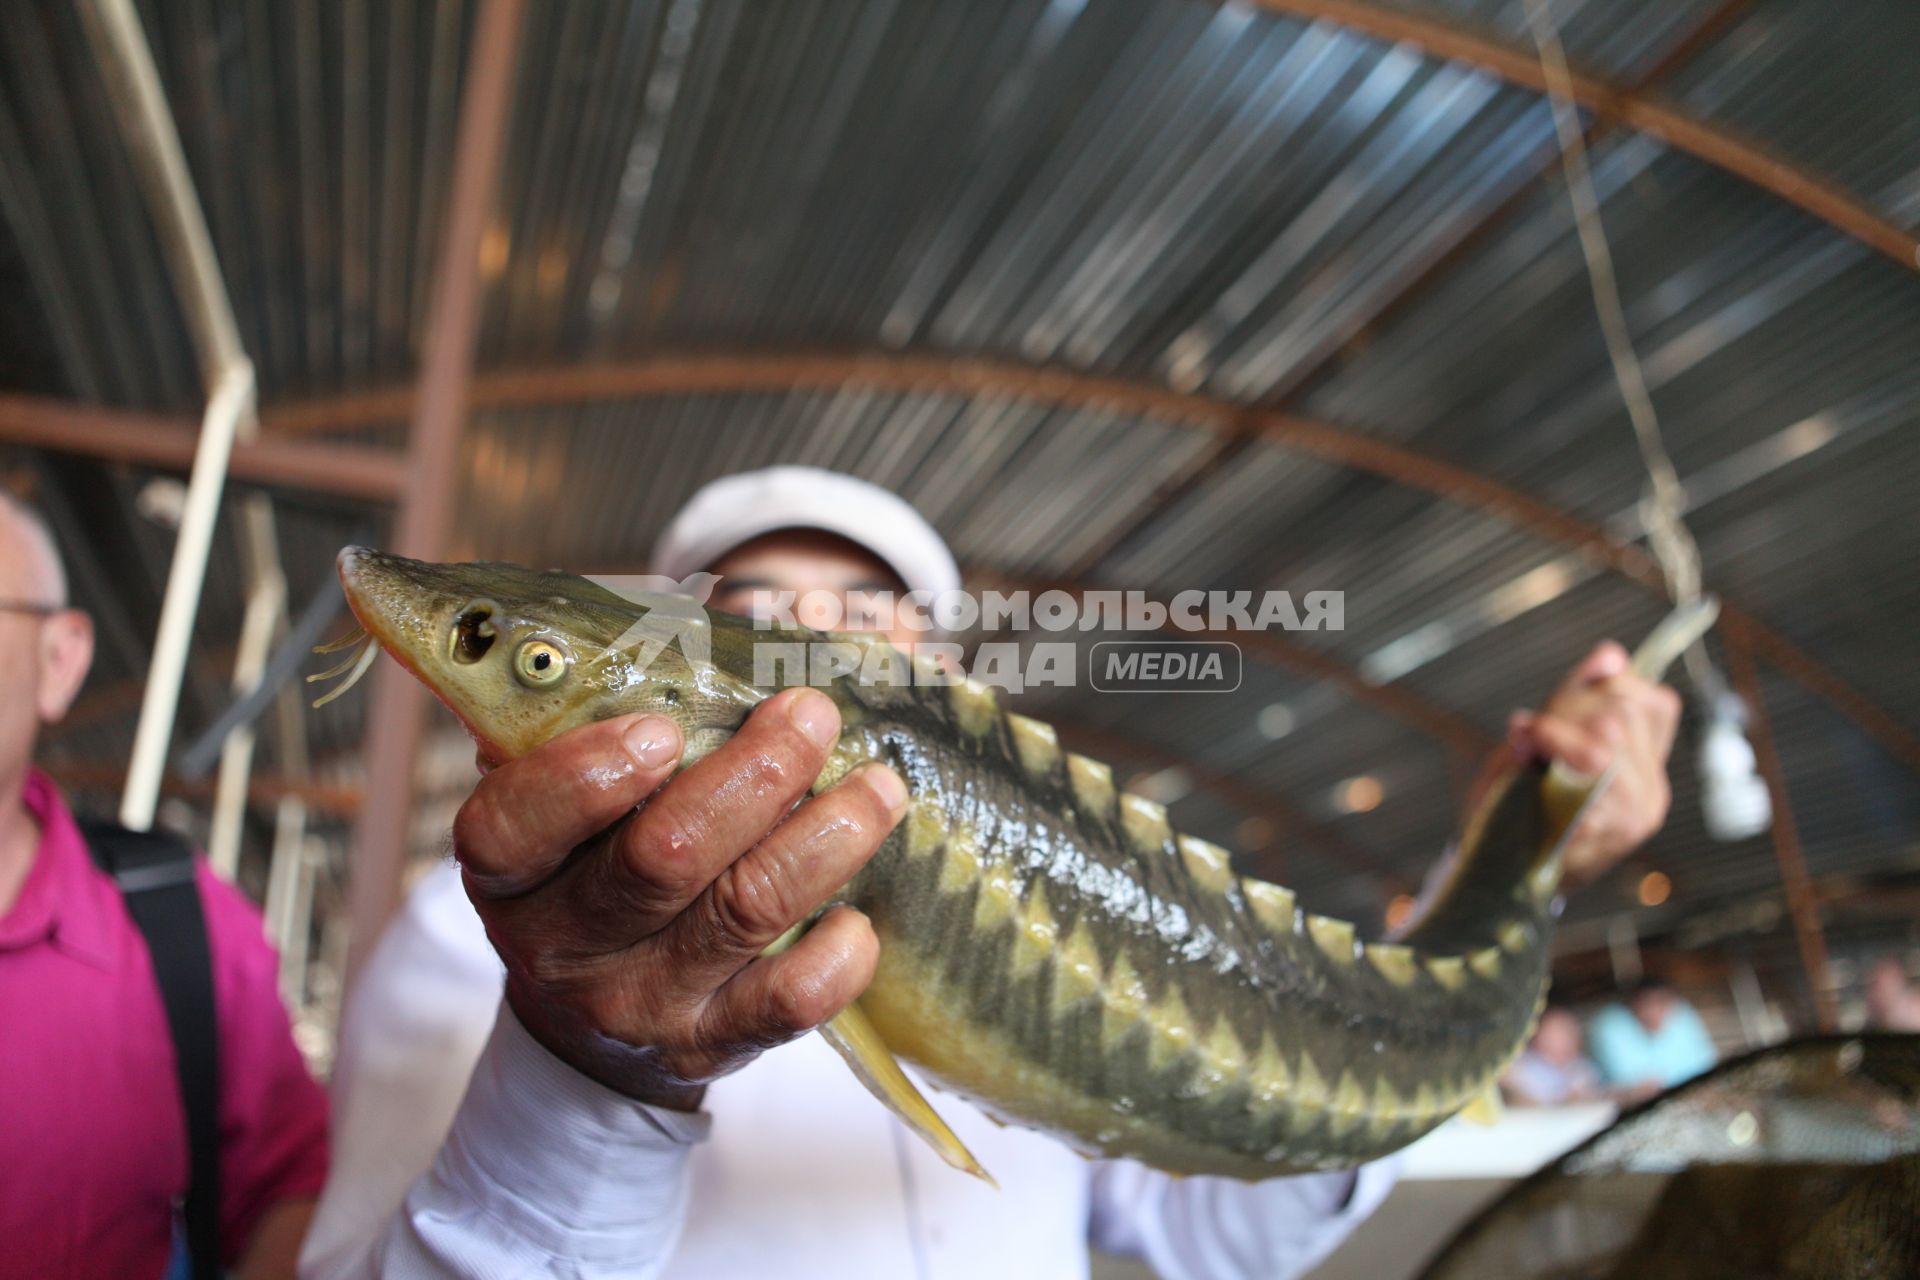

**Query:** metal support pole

left=1724, top=616, right=1838, bottom=1031
left=260, top=560, right=316, bottom=959
left=74, top=0, right=246, bottom=381
left=74, top=0, right=301, bottom=843
left=118, top=363, right=255, bottom=830
left=268, top=833, right=320, bottom=1009
left=208, top=494, right=288, bottom=876
left=344, top=0, right=526, bottom=984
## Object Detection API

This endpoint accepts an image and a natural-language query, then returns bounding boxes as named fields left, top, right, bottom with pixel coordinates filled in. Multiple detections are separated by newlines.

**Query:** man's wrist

left=475, top=999, right=712, bottom=1146
left=504, top=977, right=708, bottom=1110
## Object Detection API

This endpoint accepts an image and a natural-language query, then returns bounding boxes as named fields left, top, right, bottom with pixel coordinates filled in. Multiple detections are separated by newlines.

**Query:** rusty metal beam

left=261, top=353, right=1250, bottom=436
left=585, top=555, right=1428, bottom=890
left=46, top=713, right=1399, bottom=895
left=1723, top=613, right=1837, bottom=1031
left=1629, top=0, right=1757, bottom=89
left=24, top=353, right=1913, bottom=781
left=1741, top=628, right=1920, bottom=783
left=345, top=0, right=525, bottom=984
left=967, top=568, right=1494, bottom=759
left=1056, top=414, right=1264, bottom=583
left=1057, top=3, right=1759, bottom=602
left=0, top=392, right=406, bottom=499
left=255, top=350, right=1920, bottom=783
left=47, top=643, right=240, bottom=744
left=1228, top=624, right=1492, bottom=758
left=1246, top=0, right=1918, bottom=272
left=1250, top=0, right=1758, bottom=411
left=41, top=758, right=360, bottom=817
left=580, top=550, right=1495, bottom=775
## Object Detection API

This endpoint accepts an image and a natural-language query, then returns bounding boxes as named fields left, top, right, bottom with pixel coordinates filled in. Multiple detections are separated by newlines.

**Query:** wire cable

left=1522, top=0, right=1714, bottom=686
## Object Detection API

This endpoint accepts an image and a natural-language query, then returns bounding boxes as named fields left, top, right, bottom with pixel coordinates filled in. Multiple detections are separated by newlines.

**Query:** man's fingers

left=1522, top=710, right=1613, bottom=776
left=658, top=763, right=906, bottom=987
left=452, top=713, right=684, bottom=897
left=695, top=906, right=881, bottom=1068
left=1640, top=680, right=1684, bottom=756
left=565, top=688, right=846, bottom=935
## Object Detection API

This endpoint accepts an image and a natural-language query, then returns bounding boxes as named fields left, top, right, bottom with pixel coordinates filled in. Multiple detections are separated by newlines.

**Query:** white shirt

left=300, top=862, right=1398, bottom=1279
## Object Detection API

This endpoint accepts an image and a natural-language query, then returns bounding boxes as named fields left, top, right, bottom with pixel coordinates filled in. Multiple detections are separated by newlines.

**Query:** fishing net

left=1417, top=1034, right=1920, bottom=1280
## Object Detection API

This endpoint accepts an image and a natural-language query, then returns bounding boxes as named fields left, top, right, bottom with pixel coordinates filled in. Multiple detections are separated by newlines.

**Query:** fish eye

left=513, top=638, right=569, bottom=687
left=452, top=605, right=498, bottom=665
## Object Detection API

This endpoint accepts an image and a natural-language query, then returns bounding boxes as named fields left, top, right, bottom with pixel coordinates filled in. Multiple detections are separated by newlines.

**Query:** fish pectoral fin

left=1458, top=1085, right=1504, bottom=1127
left=819, top=1001, right=995, bottom=1187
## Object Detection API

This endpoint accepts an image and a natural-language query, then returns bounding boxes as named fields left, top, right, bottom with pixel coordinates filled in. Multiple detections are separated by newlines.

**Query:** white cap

left=650, top=465, right=961, bottom=597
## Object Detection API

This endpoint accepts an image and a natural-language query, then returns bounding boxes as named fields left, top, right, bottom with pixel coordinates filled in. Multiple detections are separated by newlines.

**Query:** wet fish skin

left=334, top=547, right=1568, bottom=1178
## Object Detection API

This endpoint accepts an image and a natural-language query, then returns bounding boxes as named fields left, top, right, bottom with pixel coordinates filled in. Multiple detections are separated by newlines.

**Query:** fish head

left=336, top=546, right=739, bottom=766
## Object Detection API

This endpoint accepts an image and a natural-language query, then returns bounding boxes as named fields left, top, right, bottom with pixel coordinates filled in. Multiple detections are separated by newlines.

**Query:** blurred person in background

left=1502, top=1007, right=1603, bottom=1107
left=0, top=491, right=328, bottom=1280
left=304, top=466, right=1684, bottom=1279
left=1865, top=955, right=1920, bottom=1032
left=1588, top=979, right=1718, bottom=1100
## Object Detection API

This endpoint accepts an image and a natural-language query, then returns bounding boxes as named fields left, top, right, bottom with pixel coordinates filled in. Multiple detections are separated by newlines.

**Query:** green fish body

left=331, top=547, right=1707, bottom=1179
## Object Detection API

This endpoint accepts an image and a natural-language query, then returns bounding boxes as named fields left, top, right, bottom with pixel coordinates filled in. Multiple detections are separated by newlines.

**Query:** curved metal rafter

left=1244, top=0, right=1919, bottom=272
left=571, top=550, right=1491, bottom=790
left=0, top=392, right=407, bottom=499
left=962, top=568, right=1494, bottom=760
left=42, top=758, right=360, bottom=817
left=1240, top=0, right=1759, bottom=414
left=257, top=351, right=1920, bottom=780
left=16, top=350, right=1917, bottom=780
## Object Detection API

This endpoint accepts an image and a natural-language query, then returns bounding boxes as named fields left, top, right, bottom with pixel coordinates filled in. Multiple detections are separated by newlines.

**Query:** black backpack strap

left=82, top=819, right=223, bottom=1280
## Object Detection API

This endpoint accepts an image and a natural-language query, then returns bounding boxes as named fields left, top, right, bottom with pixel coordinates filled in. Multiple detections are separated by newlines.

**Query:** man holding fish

left=303, top=466, right=1683, bottom=1279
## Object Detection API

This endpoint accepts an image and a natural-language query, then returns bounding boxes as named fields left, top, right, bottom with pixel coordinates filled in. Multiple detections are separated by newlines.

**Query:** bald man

left=0, top=492, right=329, bottom=1280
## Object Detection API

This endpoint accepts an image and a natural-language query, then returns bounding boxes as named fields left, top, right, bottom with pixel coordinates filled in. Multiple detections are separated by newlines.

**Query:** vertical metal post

left=1724, top=616, right=1838, bottom=1031
left=74, top=0, right=246, bottom=381
left=344, top=0, right=526, bottom=984
left=75, top=0, right=299, bottom=842
left=208, top=494, right=287, bottom=875
left=268, top=834, right=321, bottom=1009
left=118, top=362, right=254, bottom=831
left=259, top=539, right=315, bottom=954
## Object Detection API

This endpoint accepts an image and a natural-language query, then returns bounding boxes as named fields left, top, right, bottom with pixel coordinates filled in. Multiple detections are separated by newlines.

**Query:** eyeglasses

left=0, top=601, right=62, bottom=617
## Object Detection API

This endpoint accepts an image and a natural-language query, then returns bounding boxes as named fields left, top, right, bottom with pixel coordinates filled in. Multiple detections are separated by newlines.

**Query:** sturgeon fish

left=323, top=547, right=1713, bottom=1181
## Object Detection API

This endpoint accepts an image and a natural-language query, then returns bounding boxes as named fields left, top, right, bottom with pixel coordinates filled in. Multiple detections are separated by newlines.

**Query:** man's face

left=1533, top=1009, right=1581, bottom=1065
left=1632, top=987, right=1675, bottom=1032
left=0, top=505, right=92, bottom=790
left=708, top=528, right=920, bottom=649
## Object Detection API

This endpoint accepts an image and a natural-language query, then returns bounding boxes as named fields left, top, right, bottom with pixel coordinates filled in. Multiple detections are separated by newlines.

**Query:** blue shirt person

left=1588, top=982, right=1718, bottom=1094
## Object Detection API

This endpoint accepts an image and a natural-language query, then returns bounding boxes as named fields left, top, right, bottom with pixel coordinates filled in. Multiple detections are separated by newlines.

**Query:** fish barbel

left=326, top=546, right=1714, bottom=1181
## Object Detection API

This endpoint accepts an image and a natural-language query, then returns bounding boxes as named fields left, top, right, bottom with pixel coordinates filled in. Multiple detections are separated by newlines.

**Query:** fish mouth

left=328, top=545, right=516, bottom=764
left=333, top=545, right=448, bottom=665
left=335, top=545, right=403, bottom=646
left=303, top=547, right=402, bottom=709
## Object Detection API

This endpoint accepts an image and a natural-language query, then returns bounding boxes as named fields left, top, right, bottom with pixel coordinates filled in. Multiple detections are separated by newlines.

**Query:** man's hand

left=1509, top=641, right=1684, bottom=889
left=450, top=687, right=905, bottom=1110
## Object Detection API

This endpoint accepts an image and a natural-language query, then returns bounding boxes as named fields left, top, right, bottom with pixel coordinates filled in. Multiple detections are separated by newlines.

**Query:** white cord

left=1522, top=0, right=1714, bottom=685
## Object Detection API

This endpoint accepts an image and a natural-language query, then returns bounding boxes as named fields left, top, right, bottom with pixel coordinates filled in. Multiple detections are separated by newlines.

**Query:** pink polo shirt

left=0, top=770, right=329, bottom=1278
